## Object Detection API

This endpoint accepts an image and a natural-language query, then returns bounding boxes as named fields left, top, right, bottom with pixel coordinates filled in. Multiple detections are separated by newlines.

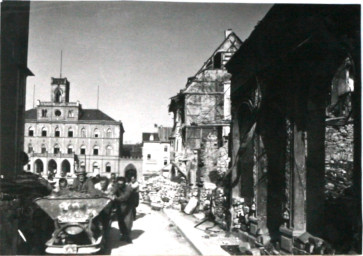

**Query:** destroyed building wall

left=325, top=124, right=354, bottom=199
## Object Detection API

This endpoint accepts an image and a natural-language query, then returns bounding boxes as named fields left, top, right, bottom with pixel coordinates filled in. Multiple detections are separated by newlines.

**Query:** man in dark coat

left=72, top=169, right=99, bottom=196
left=114, top=177, right=134, bottom=243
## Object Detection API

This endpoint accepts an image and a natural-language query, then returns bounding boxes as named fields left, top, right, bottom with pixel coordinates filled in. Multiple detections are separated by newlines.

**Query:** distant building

left=24, top=76, right=124, bottom=178
left=142, top=127, right=172, bottom=175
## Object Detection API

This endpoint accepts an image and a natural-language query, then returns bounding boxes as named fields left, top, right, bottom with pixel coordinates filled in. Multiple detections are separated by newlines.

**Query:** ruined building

left=226, top=4, right=361, bottom=254
left=169, top=30, right=242, bottom=185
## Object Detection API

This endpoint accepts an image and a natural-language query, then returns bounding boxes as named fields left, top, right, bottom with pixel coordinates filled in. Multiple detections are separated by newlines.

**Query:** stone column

left=249, top=135, right=269, bottom=245
left=280, top=120, right=307, bottom=253
left=230, top=110, right=241, bottom=197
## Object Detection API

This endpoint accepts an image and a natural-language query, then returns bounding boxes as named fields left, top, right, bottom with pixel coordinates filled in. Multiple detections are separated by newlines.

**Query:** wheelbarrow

left=34, top=194, right=112, bottom=254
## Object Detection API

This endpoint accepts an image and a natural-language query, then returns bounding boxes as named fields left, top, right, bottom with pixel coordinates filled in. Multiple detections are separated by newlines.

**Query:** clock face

left=55, top=110, right=62, bottom=116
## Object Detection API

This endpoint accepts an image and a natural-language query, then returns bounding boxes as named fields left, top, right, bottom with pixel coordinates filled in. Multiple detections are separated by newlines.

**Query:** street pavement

left=105, top=204, right=198, bottom=255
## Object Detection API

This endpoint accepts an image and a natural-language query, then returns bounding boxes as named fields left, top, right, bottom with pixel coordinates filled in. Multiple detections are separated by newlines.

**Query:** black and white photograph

left=0, top=1, right=361, bottom=255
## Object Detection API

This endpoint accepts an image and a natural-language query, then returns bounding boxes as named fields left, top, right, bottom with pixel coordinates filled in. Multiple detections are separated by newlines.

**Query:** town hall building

left=24, top=76, right=124, bottom=178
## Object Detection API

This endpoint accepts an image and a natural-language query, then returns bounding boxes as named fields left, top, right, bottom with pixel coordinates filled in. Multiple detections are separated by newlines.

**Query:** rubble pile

left=140, top=176, right=188, bottom=210
left=325, top=124, right=354, bottom=199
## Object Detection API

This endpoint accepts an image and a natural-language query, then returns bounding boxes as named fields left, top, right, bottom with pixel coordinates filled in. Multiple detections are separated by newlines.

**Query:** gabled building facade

left=169, top=30, right=242, bottom=185
left=24, top=76, right=124, bottom=178
left=142, top=127, right=172, bottom=175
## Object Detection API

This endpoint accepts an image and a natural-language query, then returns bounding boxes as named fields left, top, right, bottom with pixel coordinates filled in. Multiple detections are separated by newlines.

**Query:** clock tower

left=51, top=77, right=70, bottom=103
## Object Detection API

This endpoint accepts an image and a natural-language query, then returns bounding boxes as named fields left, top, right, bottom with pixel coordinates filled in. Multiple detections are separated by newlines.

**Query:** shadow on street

left=104, top=227, right=145, bottom=254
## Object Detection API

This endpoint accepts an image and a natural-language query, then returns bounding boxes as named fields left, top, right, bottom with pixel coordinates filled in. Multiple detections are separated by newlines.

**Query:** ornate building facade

left=24, top=77, right=124, bottom=178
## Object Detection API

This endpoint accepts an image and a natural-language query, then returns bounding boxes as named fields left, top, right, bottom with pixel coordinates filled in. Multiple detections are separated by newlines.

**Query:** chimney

left=225, top=29, right=233, bottom=39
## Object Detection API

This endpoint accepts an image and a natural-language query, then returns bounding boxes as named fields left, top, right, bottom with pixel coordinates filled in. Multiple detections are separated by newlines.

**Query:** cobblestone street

left=105, top=204, right=197, bottom=255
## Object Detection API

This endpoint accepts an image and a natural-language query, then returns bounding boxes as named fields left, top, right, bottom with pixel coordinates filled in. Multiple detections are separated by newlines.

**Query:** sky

left=26, top=1, right=272, bottom=143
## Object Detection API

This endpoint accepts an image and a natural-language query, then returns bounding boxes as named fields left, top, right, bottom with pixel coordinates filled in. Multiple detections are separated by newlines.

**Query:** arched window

left=28, top=144, right=33, bottom=153
left=105, top=163, right=111, bottom=173
left=67, top=145, right=73, bottom=154
left=81, top=128, right=86, bottom=137
left=28, top=127, right=34, bottom=137
left=55, top=127, right=60, bottom=137
left=80, top=145, right=86, bottom=155
left=54, top=144, right=60, bottom=154
left=41, top=144, right=47, bottom=154
left=106, top=145, right=112, bottom=156
left=93, top=162, right=99, bottom=173
left=55, top=89, right=62, bottom=103
left=41, top=127, right=47, bottom=137
left=94, top=128, right=100, bottom=138
left=106, top=128, right=112, bottom=138
left=68, top=127, right=73, bottom=137
left=93, top=145, right=99, bottom=156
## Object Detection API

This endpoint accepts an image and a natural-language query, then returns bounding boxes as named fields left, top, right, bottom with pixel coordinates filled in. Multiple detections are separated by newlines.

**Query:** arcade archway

left=48, top=159, right=57, bottom=174
left=61, top=160, right=71, bottom=174
left=34, top=159, right=44, bottom=174
left=124, top=163, right=137, bottom=180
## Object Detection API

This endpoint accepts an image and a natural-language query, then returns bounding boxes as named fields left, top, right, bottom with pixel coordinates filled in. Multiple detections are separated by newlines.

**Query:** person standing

left=95, top=176, right=114, bottom=196
left=114, top=177, right=134, bottom=243
left=129, top=175, right=139, bottom=219
left=71, top=169, right=98, bottom=196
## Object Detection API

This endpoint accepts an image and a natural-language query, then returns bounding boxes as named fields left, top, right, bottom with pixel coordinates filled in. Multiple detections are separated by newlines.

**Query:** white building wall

left=142, top=141, right=171, bottom=175
left=24, top=121, right=121, bottom=177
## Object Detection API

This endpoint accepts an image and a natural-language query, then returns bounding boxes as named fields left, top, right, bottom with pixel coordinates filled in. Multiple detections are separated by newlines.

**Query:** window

left=81, top=128, right=86, bottom=137
left=106, top=128, right=112, bottom=138
left=213, top=52, right=222, bottom=69
left=147, top=154, right=151, bottom=160
left=80, top=161, right=85, bottom=168
left=93, top=162, right=99, bottom=173
left=67, top=145, right=73, bottom=154
left=55, top=127, right=60, bottom=137
left=164, top=160, right=168, bottom=166
left=80, top=146, right=86, bottom=155
left=28, top=144, right=33, bottom=153
left=164, top=145, right=168, bottom=152
left=68, top=128, right=73, bottom=137
left=106, top=145, right=112, bottom=156
left=68, top=110, right=74, bottom=117
left=41, top=127, right=47, bottom=137
left=28, top=127, right=34, bottom=137
left=94, top=129, right=100, bottom=138
left=55, top=89, right=62, bottom=103
left=54, top=145, right=60, bottom=154
left=93, top=146, right=99, bottom=156
left=105, top=163, right=111, bottom=173
left=27, top=164, right=31, bottom=171
left=41, top=109, right=47, bottom=117
left=41, top=145, right=46, bottom=153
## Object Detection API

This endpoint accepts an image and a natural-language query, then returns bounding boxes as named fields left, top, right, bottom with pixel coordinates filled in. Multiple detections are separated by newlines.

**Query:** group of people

left=53, top=169, right=139, bottom=244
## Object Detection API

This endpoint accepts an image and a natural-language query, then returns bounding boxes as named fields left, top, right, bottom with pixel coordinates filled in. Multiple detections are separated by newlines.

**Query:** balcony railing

left=37, top=101, right=79, bottom=107
left=30, top=152, right=75, bottom=158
